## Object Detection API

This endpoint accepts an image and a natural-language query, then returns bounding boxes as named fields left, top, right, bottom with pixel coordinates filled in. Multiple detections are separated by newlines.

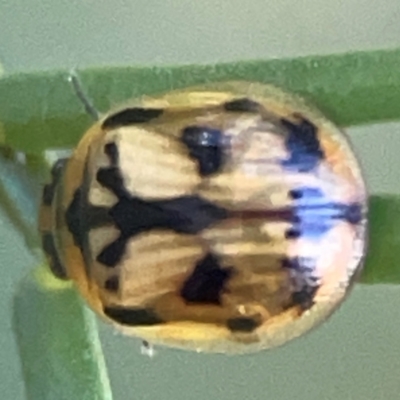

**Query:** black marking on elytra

left=180, top=253, right=233, bottom=305
left=282, top=257, right=305, bottom=270
left=292, top=285, right=319, bottom=311
left=224, top=97, right=261, bottom=113
left=281, top=117, right=324, bottom=173
left=102, top=107, right=164, bottom=130
left=340, top=202, right=363, bottom=225
left=282, top=257, right=319, bottom=311
left=181, top=125, right=225, bottom=176
left=64, top=139, right=228, bottom=269
left=96, top=167, right=127, bottom=198
left=285, top=229, right=301, bottom=239
left=64, top=157, right=116, bottom=278
left=104, top=276, right=120, bottom=292
left=226, top=317, right=261, bottom=333
left=103, top=306, right=164, bottom=326
left=65, top=187, right=114, bottom=251
left=96, top=143, right=228, bottom=266
left=65, top=188, right=84, bottom=249
left=65, top=173, right=90, bottom=272
left=288, top=189, right=303, bottom=200
left=104, top=142, right=119, bottom=165
left=223, top=98, right=261, bottom=113
left=85, top=203, right=115, bottom=227
left=97, top=236, right=127, bottom=267
left=42, top=158, right=68, bottom=206
left=111, top=196, right=228, bottom=236
left=97, top=195, right=228, bottom=267
left=42, top=233, right=68, bottom=279
left=93, top=139, right=229, bottom=267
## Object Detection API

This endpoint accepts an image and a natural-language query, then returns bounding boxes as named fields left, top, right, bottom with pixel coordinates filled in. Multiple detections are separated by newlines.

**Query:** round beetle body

left=39, top=81, right=367, bottom=353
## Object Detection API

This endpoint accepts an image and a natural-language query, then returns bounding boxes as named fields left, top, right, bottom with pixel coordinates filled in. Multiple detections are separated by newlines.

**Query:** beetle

left=39, top=76, right=367, bottom=353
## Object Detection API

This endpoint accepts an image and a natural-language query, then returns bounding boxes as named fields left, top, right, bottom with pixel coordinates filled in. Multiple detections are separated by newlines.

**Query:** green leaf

left=361, top=195, right=400, bottom=284
left=1, top=47, right=400, bottom=154
left=13, top=266, right=113, bottom=400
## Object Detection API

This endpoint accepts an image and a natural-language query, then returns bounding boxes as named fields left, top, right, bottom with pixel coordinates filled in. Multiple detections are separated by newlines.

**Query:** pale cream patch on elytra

left=202, top=218, right=288, bottom=253
left=89, top=225, right=120, bottom=264
left=88, top=185, right=118, bottom=207
left=197, top=115, right=294, bottom=209
left=226, top=116, right=287, bottom=166
left=87, top=136, right=119, bottom=207
left=227, top=265, right=290, bottom=296
left=259, top=220, right=291, bottom=240
left=313, top=223, right=363, bottom=301
left=313, top=162, right=365, bottom=204
left=107, top=127, right=200, bottom=200
left=210, top=237, right=287, bottom=259
left=116, top=232, right=204, bottom=305
left=201, top=168, right=293, bottom=209
left=319, top=129, right=365, bottom=193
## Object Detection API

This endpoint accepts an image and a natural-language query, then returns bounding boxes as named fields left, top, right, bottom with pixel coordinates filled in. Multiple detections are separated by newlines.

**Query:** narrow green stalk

left=13, top=266, right=113, bottom=400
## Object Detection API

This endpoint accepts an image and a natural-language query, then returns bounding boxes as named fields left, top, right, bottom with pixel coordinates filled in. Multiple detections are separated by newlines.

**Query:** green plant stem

left=1, top=48, right=400, bottom=154
left=13, top=266, right=113, bottom=400
left=0, top=150, right=41, bottom=249
left=361, top=195, right=400, bottom=284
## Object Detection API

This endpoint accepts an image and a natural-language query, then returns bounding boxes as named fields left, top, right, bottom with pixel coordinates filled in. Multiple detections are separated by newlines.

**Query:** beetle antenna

left=68, top=69, right=100, bottom=121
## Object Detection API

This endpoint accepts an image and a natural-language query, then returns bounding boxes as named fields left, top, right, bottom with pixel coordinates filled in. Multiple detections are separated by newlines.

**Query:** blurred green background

left=1, top=1, right=400, bottom=399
